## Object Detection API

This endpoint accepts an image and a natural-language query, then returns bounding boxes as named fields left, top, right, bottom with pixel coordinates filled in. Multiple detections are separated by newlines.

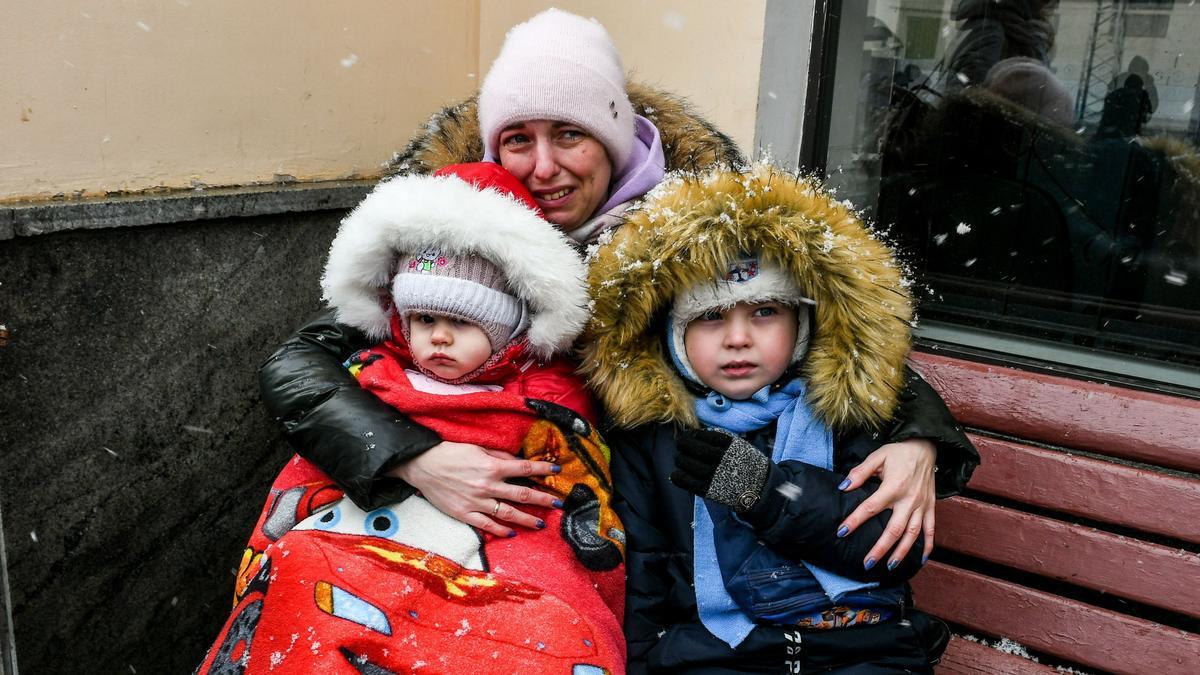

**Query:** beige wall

left=3, top=1, right=766, bottom=202
left=479, top=1, right=767, bottom=153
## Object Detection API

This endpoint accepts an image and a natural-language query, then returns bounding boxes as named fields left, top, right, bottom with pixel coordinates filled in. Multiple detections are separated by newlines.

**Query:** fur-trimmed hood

left=579, top=165, right=913, bottom=431
left=385, top=82, right=744, bottom=177
left=321, top=173, right=588, bottom=359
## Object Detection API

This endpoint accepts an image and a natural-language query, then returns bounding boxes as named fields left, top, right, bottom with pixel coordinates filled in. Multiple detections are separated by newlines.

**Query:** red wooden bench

left=908, top=351, right=1200, bottom=674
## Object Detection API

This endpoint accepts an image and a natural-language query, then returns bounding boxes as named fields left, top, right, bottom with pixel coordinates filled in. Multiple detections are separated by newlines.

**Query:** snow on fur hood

left=321, top=173, right=589, bottom=359
left=579, top=165, right=914, bottom=431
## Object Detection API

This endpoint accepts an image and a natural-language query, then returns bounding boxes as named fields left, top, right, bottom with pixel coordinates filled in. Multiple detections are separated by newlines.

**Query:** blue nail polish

left=921, top=554, right=930, bottom=566
left=507, top=530, right=517, bottom=538
left=837, top=478, right=851, bottom=491
left=864, top=557, right=876, bottom=570
left=887, top=559, right=899, bottom=571
left=536, top=520, right=546, bottom=529
left=836, top=525, right=849, bottom=538
left=552, top=499, right=564, bottom=509
left=551, top=464, right=562, bottom=474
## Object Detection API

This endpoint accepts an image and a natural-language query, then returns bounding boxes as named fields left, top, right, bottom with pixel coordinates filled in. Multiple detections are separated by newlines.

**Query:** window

left=810, top=0, right=1200, bottom=389
left=1124, top=14, right=1170, bottom=39
left=904, top=15, right=941, bottom=60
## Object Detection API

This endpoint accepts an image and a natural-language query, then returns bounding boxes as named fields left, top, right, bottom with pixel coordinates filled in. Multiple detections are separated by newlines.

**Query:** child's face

left=408, top=313, right=493, bottom=380
left=683, top=301, right=798, bottom=400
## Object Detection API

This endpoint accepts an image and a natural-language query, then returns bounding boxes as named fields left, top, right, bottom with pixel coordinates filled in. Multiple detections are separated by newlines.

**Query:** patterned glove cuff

left=705, top=435, right=770, bottom=514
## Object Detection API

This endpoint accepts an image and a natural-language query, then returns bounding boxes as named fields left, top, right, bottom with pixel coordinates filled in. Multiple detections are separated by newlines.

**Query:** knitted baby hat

left=392, top=249, right=528, bottom=353
left=479, top=8, right=636, bottom=171
left=668, top=255, right=814, bottom=387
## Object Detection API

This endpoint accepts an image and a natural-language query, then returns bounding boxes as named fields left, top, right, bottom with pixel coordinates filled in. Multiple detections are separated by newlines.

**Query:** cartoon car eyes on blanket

left=198, top=391, right=627, bottom=675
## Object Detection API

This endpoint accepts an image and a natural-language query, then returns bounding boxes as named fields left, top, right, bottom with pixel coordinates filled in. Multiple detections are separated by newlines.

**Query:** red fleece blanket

left=199, top=345, right=625, bottom=675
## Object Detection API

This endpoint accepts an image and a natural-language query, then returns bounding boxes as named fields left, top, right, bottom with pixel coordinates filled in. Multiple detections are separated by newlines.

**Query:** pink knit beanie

left=479, top=8, right=636, bottom=171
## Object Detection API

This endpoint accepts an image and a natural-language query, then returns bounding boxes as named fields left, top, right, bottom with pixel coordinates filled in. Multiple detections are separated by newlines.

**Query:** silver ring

left=491, top=500, right=501, bottom=517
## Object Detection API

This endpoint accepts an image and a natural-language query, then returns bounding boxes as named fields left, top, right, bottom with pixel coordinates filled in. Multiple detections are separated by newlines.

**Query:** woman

left=260, top=8, right=976, bottom=576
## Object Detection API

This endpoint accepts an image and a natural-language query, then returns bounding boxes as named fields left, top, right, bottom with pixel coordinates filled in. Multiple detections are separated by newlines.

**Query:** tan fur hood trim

left=385, top=82, right=743, bottom=177
left=579, top=165, right=913, bottom=431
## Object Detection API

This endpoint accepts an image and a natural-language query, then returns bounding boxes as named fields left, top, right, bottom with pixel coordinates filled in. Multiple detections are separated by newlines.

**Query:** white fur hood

left=321, top=173, right=590, bottom=358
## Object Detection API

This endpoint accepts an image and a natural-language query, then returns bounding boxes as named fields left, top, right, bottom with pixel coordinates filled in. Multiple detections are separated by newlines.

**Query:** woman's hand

left=836, top=439, right=937, bottom=569
left=388, top=441, right=562, bottom=537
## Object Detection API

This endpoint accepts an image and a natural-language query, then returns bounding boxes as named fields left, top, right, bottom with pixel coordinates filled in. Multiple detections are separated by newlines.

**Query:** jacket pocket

left=738, top=564, right=830, bottom=622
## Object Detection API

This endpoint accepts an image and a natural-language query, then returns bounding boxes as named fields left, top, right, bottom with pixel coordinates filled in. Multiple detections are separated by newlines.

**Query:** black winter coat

left=609, top=372, right=970, bottom=673
left=259, top=309, right=439, bottom=509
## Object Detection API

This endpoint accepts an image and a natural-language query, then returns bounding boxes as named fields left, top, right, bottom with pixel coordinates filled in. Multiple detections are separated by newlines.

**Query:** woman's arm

left=837, top=365, right=980, bottom=566
left=259, top=309, right=441, bottom=510
left=885, top=366, right=978, bottom=496
left=670, top=430, right=923, bottom=584
left=260, top=310, right=567, bottom=529
left=752, top=459, right=924, bottom=582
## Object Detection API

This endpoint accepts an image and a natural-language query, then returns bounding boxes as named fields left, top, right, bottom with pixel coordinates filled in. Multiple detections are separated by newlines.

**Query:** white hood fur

left=321, top=174, right=589, bottom=358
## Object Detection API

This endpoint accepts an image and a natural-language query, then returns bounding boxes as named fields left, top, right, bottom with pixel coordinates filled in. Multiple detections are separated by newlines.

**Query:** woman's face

left=497, top=120, right=612, bottom=232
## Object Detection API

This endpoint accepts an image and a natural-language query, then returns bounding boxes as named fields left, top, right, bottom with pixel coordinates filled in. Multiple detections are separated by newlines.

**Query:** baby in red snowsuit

left=199, top=164, right=625, bottom=675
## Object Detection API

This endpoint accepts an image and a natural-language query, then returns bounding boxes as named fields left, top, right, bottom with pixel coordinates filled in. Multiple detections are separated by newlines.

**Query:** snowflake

left=775, top=482, right=803, bottom=500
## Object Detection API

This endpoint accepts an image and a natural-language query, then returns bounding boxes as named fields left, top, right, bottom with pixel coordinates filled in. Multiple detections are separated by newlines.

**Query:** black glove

left=671, top=429, right=770, bottom=513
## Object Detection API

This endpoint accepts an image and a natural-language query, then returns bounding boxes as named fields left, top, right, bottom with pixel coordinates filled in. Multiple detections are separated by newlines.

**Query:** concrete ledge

left=0, top=180, right=375, bottom=239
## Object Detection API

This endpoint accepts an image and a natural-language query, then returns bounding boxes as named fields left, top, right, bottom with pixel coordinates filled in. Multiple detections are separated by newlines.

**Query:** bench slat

left=936, top=636, right=1055, bottom=674
left=912, top=562, right=1200, bottom=674
left=910, top=351, right=1200, bottom=472
left=966, top=435, right=1200, bottom=544
left=939, top=496, right=1200, bottom=617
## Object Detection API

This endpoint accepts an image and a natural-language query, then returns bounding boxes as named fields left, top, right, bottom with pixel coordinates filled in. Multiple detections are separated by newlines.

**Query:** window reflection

left=826, top=0, right=1200, bottom=369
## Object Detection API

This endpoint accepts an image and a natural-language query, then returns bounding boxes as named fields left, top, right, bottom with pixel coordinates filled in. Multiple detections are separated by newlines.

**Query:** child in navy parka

left=579, top=165, right=972, bottom=673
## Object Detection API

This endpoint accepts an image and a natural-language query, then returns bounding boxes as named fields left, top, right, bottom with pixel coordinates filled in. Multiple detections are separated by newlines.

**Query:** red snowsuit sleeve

left=516, top=355, right=597, bottom=424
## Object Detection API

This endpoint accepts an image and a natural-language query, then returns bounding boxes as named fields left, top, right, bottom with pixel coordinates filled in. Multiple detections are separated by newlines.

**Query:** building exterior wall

left=4, top=2, right=481, bottom=201
left=4, top=1, right=766, bottom=202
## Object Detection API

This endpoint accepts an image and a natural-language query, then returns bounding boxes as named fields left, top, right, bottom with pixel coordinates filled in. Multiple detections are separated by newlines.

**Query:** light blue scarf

left=691, top=379, right=877, bottom=647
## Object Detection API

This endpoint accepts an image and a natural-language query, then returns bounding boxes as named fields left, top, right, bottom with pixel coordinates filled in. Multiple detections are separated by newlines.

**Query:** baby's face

left=684, top=301, right=798, bottom=400
left=408, top=313, right=493, bottom=380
